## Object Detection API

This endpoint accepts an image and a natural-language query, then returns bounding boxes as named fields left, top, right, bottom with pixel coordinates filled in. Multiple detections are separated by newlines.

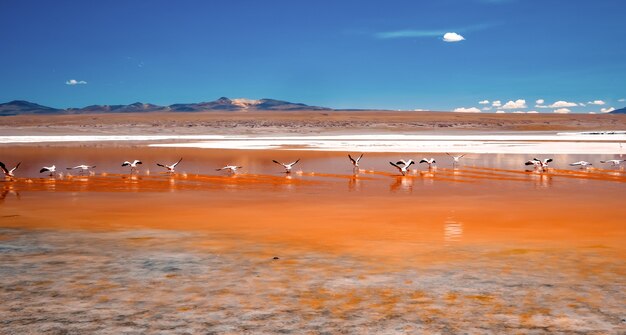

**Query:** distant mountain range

left=611, top=106, right=626, bottom=114
left=2, top=98, right=623, bottom=116
left=0, top=97, right=331, bottom=116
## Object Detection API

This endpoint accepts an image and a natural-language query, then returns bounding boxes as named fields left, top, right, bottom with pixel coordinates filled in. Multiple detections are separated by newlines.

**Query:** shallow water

left=1, top=146, right=625, bottom=334
left=1, top=144, right=625, bottom=177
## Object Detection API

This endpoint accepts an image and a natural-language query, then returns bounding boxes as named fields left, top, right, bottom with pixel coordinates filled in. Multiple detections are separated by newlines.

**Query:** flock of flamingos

left=1, top=153, right=625, bottom=179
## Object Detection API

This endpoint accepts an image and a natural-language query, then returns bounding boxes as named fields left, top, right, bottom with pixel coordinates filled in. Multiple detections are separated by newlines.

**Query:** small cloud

left=374, top=29, right=444, bottom=39
left=479, top=100, right=490, bottom=104
left=512, top=111, right=525, bottom=114
left=579, top=103, right=586, bottom=107
left=600, top=107, right=615, bottom=113
left=589, top=112, right=596, bottom=114
left=501, top=99, right=527, bottom=109
left=549, top=100, right=577, bottom=108
left=588, top=100, right=606, bottom=105
left=495, top=110, right=505, bottom=114
left=413, top=108, right=427, bottom=111
left=453, top=107, right=481, bottom=113
left=482, top=107, right=492, bottom=111
left=618, top=98, right=625, bottom=102
left=527, top=111, right=539, bottom=114
left=492, top=100, right=502, bottom=107
left=374, top=23, right=494, bottom=40
left=66, top=79, right=87, bottom=85
left=553, top=108, right=571, bottom=114
left=535, top=99, right=544, bottom=104
left=443, top=32, right=465, bottom=42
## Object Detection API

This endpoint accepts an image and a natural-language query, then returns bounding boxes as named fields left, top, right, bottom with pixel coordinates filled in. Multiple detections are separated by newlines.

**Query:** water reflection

left=42, top=177, right=57, bottom=191
left=282, top=174, right=296, bottom=191
left=444, top=219, right=463, bottom=244
left=122, top=174, right=141, bottom=192
left=530, top=171, right=553, bottom=189
left=168, top=176, right=176, bottom=192
left=1, top=184, right=20, bottom=203
left=390, top=176, right=413, bottom=193
left=348, top=173, right=361, bottom=192
left=419, top=169, right=436, bottom=186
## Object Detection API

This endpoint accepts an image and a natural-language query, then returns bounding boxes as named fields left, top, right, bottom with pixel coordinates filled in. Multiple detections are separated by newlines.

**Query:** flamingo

left=570, top=161, right=592, bottom=169
left=216, top=165, right=242, bottom=174
left=600, top=159, right=624, bottom=167
left=446, top=153, right=465, bottom=165
left=122, top=160, right=142, bottom=173
left=390, top=161, right=415, bottom=176
left=525, top=158, right=552, bottom=170
left=419, top=158, right=437, bottom=168
left=0, top=161, right=20, bottom=178
left=40, top=165, right=56, bottom=176
left=272, top=159, right=300, bottom=173
left=156, top=158, right=182, bottom=173
left=348, top=154, right=364, bottom=169
left=66, top=165, right=96, bottom=174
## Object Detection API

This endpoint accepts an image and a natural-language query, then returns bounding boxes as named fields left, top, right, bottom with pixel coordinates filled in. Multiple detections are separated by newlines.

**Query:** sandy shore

left=1, top=110, right=626, bottom=136
left=1, top=145, right=625, bottom=333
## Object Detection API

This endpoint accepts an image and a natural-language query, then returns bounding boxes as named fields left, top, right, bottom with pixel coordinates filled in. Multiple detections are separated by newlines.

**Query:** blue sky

left=1, top=0, right=625, bottom=113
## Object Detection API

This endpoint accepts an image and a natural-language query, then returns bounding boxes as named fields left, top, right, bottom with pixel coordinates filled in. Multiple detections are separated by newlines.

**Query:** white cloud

left=618, top=98, right=625, bottom=102
left=549, top=100, right=577, bottom=108
left=413, top=108, right=427, bottom=111
left=482, top=107, right=492, bottom=111
left=501, top=99, right=527, bottom=109
left=535, top=99, right=544, bottom=104
left=535, top=104, right=549, bottom=108
left=443, top=32, right=465, bottom=42
left=579, top=103, right=586, bottom=107
left=512, top=111, right=525, bottom=114
left=495, top=110, right=505, bottom=114
left=600, top=107, right=615, bottom=113
left=589, top=112, right=596, bottom=114
left=492, top=100, right=502, bottom=107
left=66, top=79, right=87, bottom=85
left=527, top=111, right=538, bottom=114
left=374, top=23, right=495, bottom=39
left=588, top=100, right=606, bottom=105
left=479, top=100, right=490, bottom=105
left=553, top=108, right=571, bottom=114
left=453, top=107, right=481, bottom=113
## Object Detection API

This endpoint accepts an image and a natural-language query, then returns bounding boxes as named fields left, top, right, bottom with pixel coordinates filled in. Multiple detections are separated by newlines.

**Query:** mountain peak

left=0, top=100, right=61, bottom=116
left=0, top=97, right=331, bottom=115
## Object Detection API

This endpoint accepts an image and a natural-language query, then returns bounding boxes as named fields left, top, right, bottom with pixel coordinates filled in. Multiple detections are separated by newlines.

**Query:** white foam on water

left=149, top=139, right=624, bottom=154
left=1, top=133, right=624, bottom=154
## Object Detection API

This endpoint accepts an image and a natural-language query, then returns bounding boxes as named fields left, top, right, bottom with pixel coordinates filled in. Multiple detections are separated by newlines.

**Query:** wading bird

left=272, top=159, right=300, bottom=173
left=525, top=158, right=552, bottom=170
left=419, top=158, right=437, bottom=168
left=570, top=161, right=592, bottom=169
left=40, top=165, right=56, bottom=176
left=600, top=159, right=625, bottom=167
left=348, top=154, right=364, bottom=169
left=446, top=153, right=465, bottom=165
left=216, top=165, right=242, bottom=174
left=122, top=160, right=142, bottom=172
left=66, top=165, right=96, bottom=174
left=0, top=161, right=20, bottom=178
left=396, top=159, right=416, bottom=167
left=156, top=158, right=182, bottom=173
left=390, top=161, right=415, bottom=176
